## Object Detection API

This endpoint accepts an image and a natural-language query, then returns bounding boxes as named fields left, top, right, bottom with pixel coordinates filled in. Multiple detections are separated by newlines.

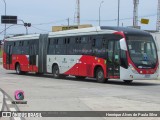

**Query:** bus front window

left=127, top=35, right=158, bottom=69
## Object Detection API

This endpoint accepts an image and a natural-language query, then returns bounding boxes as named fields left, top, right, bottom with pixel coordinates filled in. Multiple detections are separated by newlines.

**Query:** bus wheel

left=52, top=65, right=60, bottom=79
left=123, top=80, right=133, bottom=84
left=96, top=67, right=106, bottom=83
left=16, top=64, right=23, bottom=75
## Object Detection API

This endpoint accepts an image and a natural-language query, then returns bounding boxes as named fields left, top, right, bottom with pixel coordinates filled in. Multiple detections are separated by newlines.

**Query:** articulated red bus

left=3, top=26, right=159, bottom=83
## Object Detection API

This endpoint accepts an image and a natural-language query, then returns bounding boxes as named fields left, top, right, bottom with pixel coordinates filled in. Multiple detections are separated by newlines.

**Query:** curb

left=0, top=91, right=3, bottom=111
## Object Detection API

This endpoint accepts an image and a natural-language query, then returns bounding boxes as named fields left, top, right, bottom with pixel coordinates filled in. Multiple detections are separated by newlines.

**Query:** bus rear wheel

left=96, top=67, right=106, bottom=83
left=16, top=64, right=25, bottom=75
left=52, top=65, right=60, bottom=79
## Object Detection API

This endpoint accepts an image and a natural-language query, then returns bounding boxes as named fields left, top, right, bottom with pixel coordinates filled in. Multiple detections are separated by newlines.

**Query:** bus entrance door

left=6, top=45, right=12, bottom=69
left=29, top=44, right=36, bottom=72
left=107, top=40, right=120, bottom=79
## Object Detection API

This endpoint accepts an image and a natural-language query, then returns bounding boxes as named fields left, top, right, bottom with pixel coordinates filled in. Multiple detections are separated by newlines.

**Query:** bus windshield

left=126, top=35, right=158, bottom=69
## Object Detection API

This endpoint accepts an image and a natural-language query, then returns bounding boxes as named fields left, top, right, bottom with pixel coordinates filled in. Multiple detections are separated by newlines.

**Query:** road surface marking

left=10, top=107, right=16, bottom=111
left=6, top=100, right=12, bottom=105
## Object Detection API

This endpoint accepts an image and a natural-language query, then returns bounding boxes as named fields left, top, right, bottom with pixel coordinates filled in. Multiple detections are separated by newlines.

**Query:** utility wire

left=31, top=25, right=51, bottom=32
left=0, top=25, right=16, bottom=35
left=81, top=14, right=157, bottom=22
left=32, top=19, right=67, bottom=26
left=0, top=13, right=157, bottom=36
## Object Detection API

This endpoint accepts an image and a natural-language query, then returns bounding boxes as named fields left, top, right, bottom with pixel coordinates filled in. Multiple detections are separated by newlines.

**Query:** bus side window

left=19, top=41, right=22, bottom=46
left=79, top=37, right=81, bottom=44
left=58, top=38, right=63, bottom=44
left=66, top=37, right=75, bottom=55
left=81, top=37, right=88, bottom=44
left=10, top=45, right=13, bottom=55
left=102, top=37, right=107, bottom=46
left=15, top=41, right=19, bottom=46
left=79, top=36, right=90, bottom=55
left=67, top=38, right=70, bottom=44
left=64, top=38, right=67, bottom=44
left=92, top=38, right=96, bottom=47
left=48, top=38, right=55, bottom=55
left=33, top=40, right=37, bottom=55
left=22, top=41, right=24, bottom=46
left=56, top=38, right=66, bottom=55
left=76, top=38, right=79, bottom=44
left=95, top=36, right=102, bottom=48
left=7, top=44, right=10, bottom=54
left=23, top=41, right=29, bottom=55
left=64, top=38, right=70, bottom=44
left=53, top=39, right=58, bottom=44
left=48, top=39, right=51, bottom=45
left=17, top=41, right=21, bottom=54
left=14, top=42, right=16, bottom=46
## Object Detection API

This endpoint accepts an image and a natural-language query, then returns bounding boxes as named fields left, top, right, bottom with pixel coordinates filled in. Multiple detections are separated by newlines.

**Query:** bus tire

left=123, top=80, right=133, bottom=84
left=96, top=67, right=106, bottom=83
left=52, top=65, right=60, bottom=79
left=16, top=64, right=24, bottom=75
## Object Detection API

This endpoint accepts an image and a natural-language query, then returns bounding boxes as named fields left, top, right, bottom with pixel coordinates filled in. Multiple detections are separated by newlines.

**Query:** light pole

left=117, top=0, right=120, bottom=26
left=18, top=19, right=30, bottom=35
left=99, top=1, right=104, bottom=26
left=1, top=0, right=6, bottom=39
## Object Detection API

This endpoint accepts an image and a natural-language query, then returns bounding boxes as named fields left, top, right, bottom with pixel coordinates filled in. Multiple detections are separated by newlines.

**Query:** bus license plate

left=145, top=75, right=150, bottom=78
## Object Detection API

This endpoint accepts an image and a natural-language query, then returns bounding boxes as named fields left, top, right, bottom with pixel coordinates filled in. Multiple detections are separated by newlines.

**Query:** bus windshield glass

left=126, top=35, right=157, bottom=69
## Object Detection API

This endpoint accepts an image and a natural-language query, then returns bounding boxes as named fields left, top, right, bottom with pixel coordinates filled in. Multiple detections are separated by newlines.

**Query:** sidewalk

left=0, top=91, right=3, bottom=111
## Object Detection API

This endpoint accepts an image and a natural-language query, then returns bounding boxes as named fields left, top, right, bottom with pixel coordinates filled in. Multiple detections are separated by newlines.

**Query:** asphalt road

left=0, top=64, right=160, bottom=120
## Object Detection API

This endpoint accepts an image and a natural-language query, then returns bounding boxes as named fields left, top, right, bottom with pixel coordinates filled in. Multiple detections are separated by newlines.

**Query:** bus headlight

left=129, top=64, right=138, bottom=74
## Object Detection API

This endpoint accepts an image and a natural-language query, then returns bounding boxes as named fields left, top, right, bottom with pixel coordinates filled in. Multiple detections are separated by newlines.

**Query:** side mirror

left=120, top=38, right=127, bottom=50
left=119, top=38, right=128, bottom=68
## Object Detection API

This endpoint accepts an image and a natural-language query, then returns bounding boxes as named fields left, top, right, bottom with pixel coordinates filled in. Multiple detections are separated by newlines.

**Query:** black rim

left=97, top=68, right=104, bottom=82
left=53, top=66, right=59, bottom=77
left=98, top=71, right=103, bottom=80
left=16, top=65, right=20, bottom=74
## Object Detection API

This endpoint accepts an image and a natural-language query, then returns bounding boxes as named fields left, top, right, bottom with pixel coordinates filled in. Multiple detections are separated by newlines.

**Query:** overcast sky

left=0, top=0, right=158, bottom=39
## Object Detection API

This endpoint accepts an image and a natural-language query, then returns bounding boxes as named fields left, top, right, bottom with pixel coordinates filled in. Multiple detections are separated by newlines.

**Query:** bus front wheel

left=52, top=65, right=60, bottom=79
left=96, top=67, right=106, bottom=83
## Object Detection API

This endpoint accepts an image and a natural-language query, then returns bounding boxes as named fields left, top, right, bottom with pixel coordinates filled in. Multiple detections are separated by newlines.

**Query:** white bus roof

left=48, top=26, right=116, bottom=38
left=6, top=34, right=40, bottom=41
left=5, top=26, right=150, bottom=41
